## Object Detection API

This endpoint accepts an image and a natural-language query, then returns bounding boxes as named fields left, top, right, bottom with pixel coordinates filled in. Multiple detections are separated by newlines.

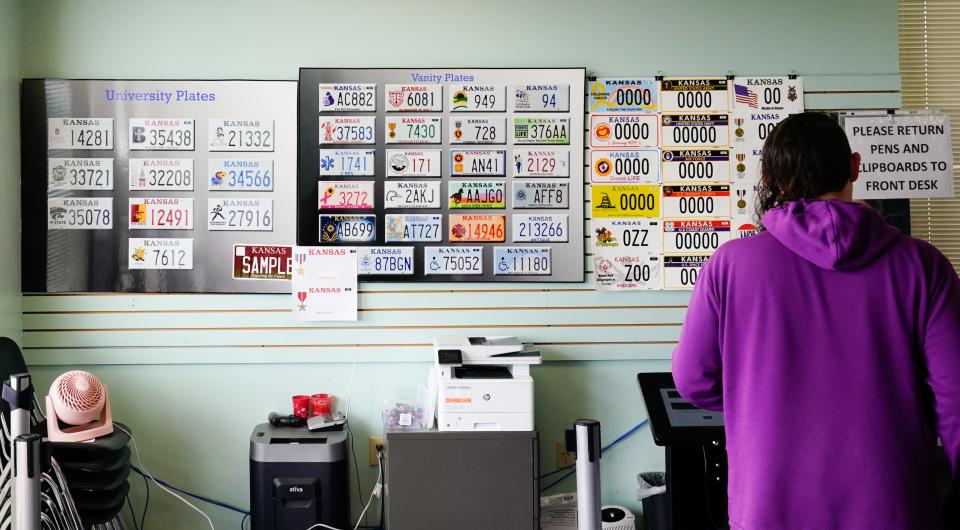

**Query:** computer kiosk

left=637, top=373, right=729, bottom=530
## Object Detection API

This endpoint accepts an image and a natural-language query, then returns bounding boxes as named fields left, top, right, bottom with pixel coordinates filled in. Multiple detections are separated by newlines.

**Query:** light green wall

left=0, top=0, right=22, bottom=344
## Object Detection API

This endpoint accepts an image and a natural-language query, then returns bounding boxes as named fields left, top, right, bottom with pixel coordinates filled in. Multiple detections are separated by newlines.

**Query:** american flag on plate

left=734, top=84, right=758, bottom=108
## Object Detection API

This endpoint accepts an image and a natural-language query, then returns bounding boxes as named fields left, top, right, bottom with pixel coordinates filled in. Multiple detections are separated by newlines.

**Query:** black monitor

left=637, top=372, right=724, bottom=445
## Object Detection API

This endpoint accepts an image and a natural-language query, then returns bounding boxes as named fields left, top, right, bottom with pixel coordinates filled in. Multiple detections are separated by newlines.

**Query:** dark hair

left=755, top=112, right=853, bottom=227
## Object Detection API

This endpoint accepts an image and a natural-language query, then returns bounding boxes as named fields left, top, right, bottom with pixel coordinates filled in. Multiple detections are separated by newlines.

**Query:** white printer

left=433, top=336, right=541, bottom=431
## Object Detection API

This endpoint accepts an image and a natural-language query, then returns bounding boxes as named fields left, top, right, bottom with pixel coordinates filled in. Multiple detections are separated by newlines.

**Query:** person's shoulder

left=709, top=230, right=778, bottom=264
left=893, top=234, right=955, bottom=272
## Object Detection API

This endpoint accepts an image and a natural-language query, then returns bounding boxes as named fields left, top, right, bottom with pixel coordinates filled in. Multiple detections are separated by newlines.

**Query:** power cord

left=304, top=447, right=384, bottom=530
left=539, top=419, right=649, bottom=492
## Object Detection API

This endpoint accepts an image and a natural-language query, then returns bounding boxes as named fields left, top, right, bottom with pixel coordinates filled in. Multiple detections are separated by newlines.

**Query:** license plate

left=129, top=159, right=194, bottom=191
left=590, top=150, right=659, bottom=184
left=450, top=149, right=505, bottom=176
left=663, top=255, right=710, bottom=290
left=358, top=247, right=415, bottom=275
left=512, top=181, right=569, bottom=208
left=732, top=220, right=760, bottom=239
left=590, top=114, right=658, bottom=148
left=208, top=159, right=274, bottom=191
left=320, top=215, right=376, bottom=243
left=732, top=77, right=804, bottom=113
left=448, top=180, right=505, bottom=209
left=48, top=118, right=113, bottom=150
left=319, top=83, right=377, bottom=111
left=661, top=184, right=731, bottom=218
left=589, top=78, right=658, bottom=113
left=318, top=116, right=376, bottom=145
left=129, top=197, right=193, bottom=229
left=494, top=247, right=551, bottom=275
left=384, top=181, right=441, bottom=209
left=512, top=117, right=570, bottom=145
left=661, top=114, right=730, bottom=148
left=593, top=219, right=662, bottom=255
left=662, top=150, right=731, bottom=183
left=384, top=84, right=443, bottom=112
left=660, top=78, right=730, bottom=112
left=450, top=84, right=505, bottom=112
left=512, top=214, right=568, bottom=242
left=386, top=150, right=441, bottom=177
left=385, top=116, right=442, bottom=144
left=731, top=111, right=784, bottom=147
left=48, top=198, right=113, bottom=230
left=208, top=198, right=273, bottom=231
left=48, top=158, right=114, bottom=190
left=318, top=181, right=375, bottom=209
left=424, top=246, right=484, bottom=275
left=449, top=214, right=506, bottom=242
left=512, top=148, right=569, bottom=177
left=731, top=146, right=763, bottom=181
left=663, top=220, right=731, bottom=254
left=129, top=118, right=195, bottom=151
left=512, top=84, right=569, bottom=112
left=385, top=214, right=443, bottom=242
left=129, top=238, right=193, bottom=270
left=318, top=149, right=375, bottom=176
left=731, top=181, right=761, bottom=218
left=233, top=244, right=292, bottom=280
left=208, top=119, right=274, bottom=152
left=591, top=185, right=660, bottom=218
left=450, top=117, right=506, bottom=144
left=595, top=253, right=662, bottom=291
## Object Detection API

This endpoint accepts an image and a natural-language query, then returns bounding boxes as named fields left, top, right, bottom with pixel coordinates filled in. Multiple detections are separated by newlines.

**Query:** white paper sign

left=292, top=247, right=358, bottom=321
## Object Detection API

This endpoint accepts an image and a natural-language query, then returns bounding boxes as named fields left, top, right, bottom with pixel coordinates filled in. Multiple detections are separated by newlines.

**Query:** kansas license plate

left=129, top=158, right=194, bottom=191
left=663, top=255, right=710, bottom=290
left=129, top=238, right=193, bottom=270
left=595, top=252, right=662, bottom=291
left=590, top=149, right=659, bottom=184
left=450, top=149, right=505, bottom=176
left=233, top=244, right=292, bottom=280
left=593, top=219, right=662, bottom=255
left=663, top=220, right=731, bottom=254
left=384, top=84, right=443, bottom=112
left=384, top=181, right=441, bottom=209
left=512, top=214, right=568, bottom=242
left=319, top=83, right=377, bottom=112
left=208, top=199, right=273, bottom=231
left=661, top=184, right=731, bottom=218
left=589, top=78, right=658, bottom=113
left=129, top=197, right=193, bottom=229
left=385, top=116, right=442, bottom=144
left=512, top=148, right=569, bottom=177
left=208, top=159, right=273, bottom=191
left=512, top=181, right=569, bottom=208
left=450, top=117, right=506, bottom=144
left=660, top=78, right=730, bottom=112
left=318, top=149, right=375, bottom=176
left=208, top=119, right=274, bottom=152
left=590, top=114, right=659, bottom=148
left=318, top=181, right=375, bottom=209
left=47, top=118, right=113, bottom=150
left=591, top=185, right=660, bottom=218
left=358, top=247, right=415, bottom=275
left=661, top=150, right=731, bottom=183
left=448, top=180, right=505, bottom=209
left=386, top=150, right=441, bottom=177
left=48, top=158, right=114, bottom=190
left=661, top=114, right=730, bottom=148
left=449, top=214, right=506, bottom=242
left=494, top=247, right=551, bottom=275
left=320, top=215, right=376, bottom=243
left=424, top=246, right=484, bottom=275
left=129, top=118, right=195, bottom=151
left=318, top=116, right=376, bottom=145
left=512, top=84, right=569, bottom=112
left=385, top=214, right=443, bottom=242
left=512, top=117, right=570, bottom=145
left=48, top=198, right=113, bottom=230
left=450, top=84, right=505, bottom=112
left=731, top=112, right=784, bottom=147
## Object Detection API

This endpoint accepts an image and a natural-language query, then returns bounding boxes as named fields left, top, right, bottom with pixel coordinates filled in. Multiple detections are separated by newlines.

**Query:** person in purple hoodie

left=672, top=112, right=960, bottom=530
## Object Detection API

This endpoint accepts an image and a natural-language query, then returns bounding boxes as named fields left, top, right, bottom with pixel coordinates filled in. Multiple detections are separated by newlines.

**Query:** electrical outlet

left=556, top=441, right=575, bottom=468
left=369, top=436, right=384, bottom=466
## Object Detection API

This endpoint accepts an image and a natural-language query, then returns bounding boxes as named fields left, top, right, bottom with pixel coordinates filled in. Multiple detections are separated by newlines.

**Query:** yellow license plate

left=591, top=184, right=660, bottom=218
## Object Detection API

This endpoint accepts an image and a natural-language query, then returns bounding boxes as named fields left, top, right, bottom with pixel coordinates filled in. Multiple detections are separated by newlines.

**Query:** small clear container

left=382, top=400, right=426, bottom=431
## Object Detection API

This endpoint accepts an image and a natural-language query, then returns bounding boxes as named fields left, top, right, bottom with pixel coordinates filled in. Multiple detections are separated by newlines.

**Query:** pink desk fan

left=45, top=371, right=113, bottom=442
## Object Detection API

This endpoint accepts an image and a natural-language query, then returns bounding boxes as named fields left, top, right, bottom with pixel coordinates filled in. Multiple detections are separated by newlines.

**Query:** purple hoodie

left=673, top=200, right=960, bottom=530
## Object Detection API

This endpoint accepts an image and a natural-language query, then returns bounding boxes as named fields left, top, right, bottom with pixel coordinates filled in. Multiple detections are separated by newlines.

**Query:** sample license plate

left=449, top=214, right=506, bottom=242
left=512, top=214, right=568, bottom=242
left=385, top=116, right=442, bottom=144
left=129, top=238, right=193, bottom=270
left=385, top=214, right=443, bottom=242
left=318, top=116, right=376, bottom=145
left=591, top=184, right=660, bottom=218
left=208, top=119, right=274, bottom=152
left=319, top=83, right=377, bottom=112
left=386, top=150, right=441, bottom=177
left=320, top=215, right=376, bottom=243
left=660, top=78, right=730, bottom=112
left=590, top=149, right=659, bottom=184
left=318, top=181, right=375, bottom=209
left=450, top=149, right=505, bottom=176
left=208, top=199, right=273, bottom=231
left=48, top=118, right=113, bottom=150
left=358, top=247, right=415, bottom=275
left=48, top=158, right=114, bottom=190
left=661, top=150, right=731, bottom=183
left=129, top=197, right=193, bottom=229
left=384, top=84, right=443, bottom=112
left=593, top=219, right=662, bottom=255
left=731, top=112, right=785, bottom=148
left=512, top=84, right=569, bottom=112
left=450, top=117, right=506, bottom=144
left=512, top=148, right=569, bottom=177
left=594, top=252, right=662, bottom=291
left=512, top=181, right=569, bottom=208
left=450, top=84, right=505, bottom=112
left=208, top=159, right=273, bottom=191
left=424, top=246, right=484, bottom=275
left=448, top=180, right=505, bottom=209
left=512, top=117, right=570, bottom=145
left=129, top=118, right=195, bottom=151
left=663, top=220, right=731, bottom=254
left=233, top=244, right=292, bottom=280
left=318, top=149, right=375, bottom=176
left=663, top=255, right=710, bottom=290
left=384, top=181, right=441, bottom=208
left=589, top=78, right=658, bottom=113
left=494, top=247, right=551, bottom=275
left=661, top=184, right=731, bottom=218
left=47, top=198, right=113, bottom=230
left=590, top=114, right=658, bottom=148
left=661, top=114, right=730, bottom=148
left=129, top=159, right=194, bottom=191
